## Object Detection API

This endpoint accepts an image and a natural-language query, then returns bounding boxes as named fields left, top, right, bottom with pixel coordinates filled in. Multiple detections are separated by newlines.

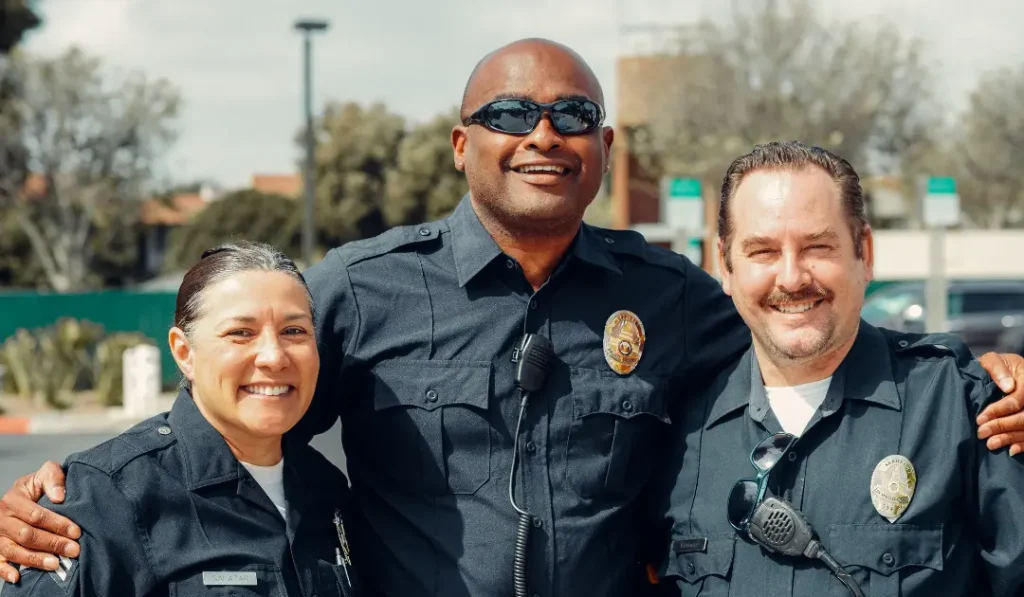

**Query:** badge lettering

left=202, top=571, right=258, bottom=586
left=870, top=455, right=917, bottom=523
left=603, top=310, right=645, bottom=375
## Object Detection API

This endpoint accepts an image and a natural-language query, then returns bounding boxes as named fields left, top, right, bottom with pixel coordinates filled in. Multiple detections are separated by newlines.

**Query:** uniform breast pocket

left=367, top=359, right=492, bottom=496
left=668, top=535, right=735, bottom=597
left=565, top=367, right=671, bottom=500
left=316, top=560, right=360, bottom=597
left=169, top=564, right=286, bottom=597
left=826, top=524, right=944, bottom=597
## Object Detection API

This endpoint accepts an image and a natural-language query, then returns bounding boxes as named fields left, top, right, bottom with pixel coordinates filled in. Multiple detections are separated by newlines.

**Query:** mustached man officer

left=651, top=141, right=1024, bottom=597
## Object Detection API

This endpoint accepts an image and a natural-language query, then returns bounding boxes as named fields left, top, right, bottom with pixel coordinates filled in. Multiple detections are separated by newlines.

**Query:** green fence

left=0, top=290, right=180, bottom=387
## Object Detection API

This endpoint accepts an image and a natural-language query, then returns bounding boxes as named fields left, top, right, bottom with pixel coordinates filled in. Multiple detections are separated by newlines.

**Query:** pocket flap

left=668, top=534, right=735, bottom=583
left=570, top=367, right=669, bottom=421
left=371, top=360, right=491, bottom=412
left=827, top=524, right=944, bottom=575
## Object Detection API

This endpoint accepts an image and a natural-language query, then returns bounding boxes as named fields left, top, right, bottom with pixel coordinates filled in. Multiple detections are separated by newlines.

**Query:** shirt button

left=686, top=562, right=695, bottom=574
left=788, top=451, right=798, bottom=462
left=882, top=553, right=895, bottom=566
left=604, top=237, right=615, bottom=244
left=426, top=389, right=438, bottom=402
left=526, top=441, right=536, bottom=453
left=898, top=340, right=909, bottom=348
left=529, top=300, right=537, bottom=310
left=532, top=516, right=543, bottom=528
left=418, top=227, right=431, bottom=236
left=157, top=426, right=172, bottom=435
left=621, top=399, right=633, bottom=412
left=506, top=259, right=515, bottom=269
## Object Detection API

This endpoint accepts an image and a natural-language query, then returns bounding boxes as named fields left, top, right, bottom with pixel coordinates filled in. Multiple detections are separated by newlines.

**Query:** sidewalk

left=0, top=394, right=177, bottom=435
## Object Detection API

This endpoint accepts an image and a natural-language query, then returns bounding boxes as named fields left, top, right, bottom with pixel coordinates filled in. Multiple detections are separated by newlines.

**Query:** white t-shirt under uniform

left=764, top=377, right=832, bottom=437
left=241, top=459, right=289, bottom=523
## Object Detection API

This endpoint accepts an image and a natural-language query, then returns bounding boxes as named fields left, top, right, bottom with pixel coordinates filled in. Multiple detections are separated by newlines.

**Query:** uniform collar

left=705, top=320, right=902, bottom=430
left=168, top=390, right=242, bottom=489
left=449, top=193, right=621, bottom=288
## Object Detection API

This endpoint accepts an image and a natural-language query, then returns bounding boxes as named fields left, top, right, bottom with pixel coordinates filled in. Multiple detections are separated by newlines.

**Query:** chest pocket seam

left=367, top=359, right=492, bottom=496
left=667, top=534, right=735, bottom=590
left=565, top=367, right=671, bottom=500
left=826, top=524, right=944, bottom=574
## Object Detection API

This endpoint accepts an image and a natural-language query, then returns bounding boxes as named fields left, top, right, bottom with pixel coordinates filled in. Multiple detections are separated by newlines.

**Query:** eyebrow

left=739, top=228, right=839, bottom=252
left=218, top=313, right=311, bottom=325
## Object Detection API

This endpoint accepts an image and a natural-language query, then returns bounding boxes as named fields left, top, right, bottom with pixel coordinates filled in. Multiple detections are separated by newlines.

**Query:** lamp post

left=294, top=18, right=329, bottom=267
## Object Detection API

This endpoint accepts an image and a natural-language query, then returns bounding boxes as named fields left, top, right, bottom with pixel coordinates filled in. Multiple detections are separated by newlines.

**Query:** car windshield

left=861, top=288, right=921, bottom=325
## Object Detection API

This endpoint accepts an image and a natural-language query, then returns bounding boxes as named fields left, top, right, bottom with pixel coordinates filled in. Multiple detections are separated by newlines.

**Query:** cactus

left=1, top=329, right=39, bottom=399
left=94, top=332, right=153, bottom=407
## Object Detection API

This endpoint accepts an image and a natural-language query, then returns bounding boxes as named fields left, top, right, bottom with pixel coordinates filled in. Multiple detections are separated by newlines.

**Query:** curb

left=0, top=412, right=155, bottom=435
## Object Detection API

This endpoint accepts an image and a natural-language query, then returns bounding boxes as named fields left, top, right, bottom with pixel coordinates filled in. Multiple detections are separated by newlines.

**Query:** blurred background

left=1, top=0, right=1024, bottom=478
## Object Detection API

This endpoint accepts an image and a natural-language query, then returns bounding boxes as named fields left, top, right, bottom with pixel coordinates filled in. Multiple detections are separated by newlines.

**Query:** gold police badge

left=604, top=310, right=646, bottom=375
left=870, top=455, right=917, bottom=523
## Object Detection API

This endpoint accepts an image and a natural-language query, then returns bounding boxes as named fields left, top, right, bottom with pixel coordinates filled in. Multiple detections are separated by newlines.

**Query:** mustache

left=763, top=285, right=832, bottom=307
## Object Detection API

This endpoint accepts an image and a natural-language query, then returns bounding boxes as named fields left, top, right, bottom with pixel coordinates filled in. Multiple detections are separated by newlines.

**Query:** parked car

left=861, top=280, right=1024, bottom=356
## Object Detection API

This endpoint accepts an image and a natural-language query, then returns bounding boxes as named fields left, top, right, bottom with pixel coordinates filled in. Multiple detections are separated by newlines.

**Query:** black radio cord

left=508, top=389, right=531, bottom=597
left=806, top=540, right=865, bottom=597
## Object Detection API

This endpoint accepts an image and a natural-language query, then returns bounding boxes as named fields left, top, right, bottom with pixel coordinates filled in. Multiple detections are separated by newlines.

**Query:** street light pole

left=294, top=18, right=329, bottom=267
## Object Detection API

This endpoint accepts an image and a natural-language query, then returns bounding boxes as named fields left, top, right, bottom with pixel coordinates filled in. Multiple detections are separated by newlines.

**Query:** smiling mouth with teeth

left=514, top=164, right=568, bottom=175
left=241, top=385, right=294, bottom=397
left=771, top=300, right=824, bottom=314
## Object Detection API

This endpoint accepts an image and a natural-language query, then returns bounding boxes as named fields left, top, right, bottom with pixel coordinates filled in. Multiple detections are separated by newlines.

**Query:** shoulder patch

left=334, top=222, right=444, bottom=267
left=594, top=226, right=690, bottom=276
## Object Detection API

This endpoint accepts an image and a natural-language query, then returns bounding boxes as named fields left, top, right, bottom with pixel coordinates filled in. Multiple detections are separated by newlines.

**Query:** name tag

left=202, top=571, right=258, bottom=586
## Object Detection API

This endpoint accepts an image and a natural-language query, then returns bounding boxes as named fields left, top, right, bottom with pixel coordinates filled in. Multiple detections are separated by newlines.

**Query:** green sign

left=926, top=177, right=957, bottom=195
left=667, top=177, right=702, bottom=199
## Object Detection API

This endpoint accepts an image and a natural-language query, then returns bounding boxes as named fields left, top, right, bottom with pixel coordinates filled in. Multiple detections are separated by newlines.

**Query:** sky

left=23, top=0, right=1024, bottom=190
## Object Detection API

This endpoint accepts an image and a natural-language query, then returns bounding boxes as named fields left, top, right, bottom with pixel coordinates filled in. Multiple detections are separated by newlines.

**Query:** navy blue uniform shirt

left=292, top=196, right=749, bottom=597
left=0, top=392, right=365, bottom=597
left=653, top=322, right=1024, bottom=597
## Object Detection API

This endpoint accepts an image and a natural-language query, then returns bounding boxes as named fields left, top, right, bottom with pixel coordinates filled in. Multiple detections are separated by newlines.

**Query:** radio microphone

left=509, top=333, right=554, bottom=597
left=746, top=496, right=865, bottom=597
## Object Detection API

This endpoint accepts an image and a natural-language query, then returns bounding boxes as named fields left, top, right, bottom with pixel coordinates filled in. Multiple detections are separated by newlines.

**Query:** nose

left=776, top=249, right=811, bottom=293
left=524, top=114, right=563, bottom=152
left=253, top=330, right=288, bottom=371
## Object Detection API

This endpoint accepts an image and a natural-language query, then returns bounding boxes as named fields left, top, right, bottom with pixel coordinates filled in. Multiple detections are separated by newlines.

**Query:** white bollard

left=122, top=345, right=161, bottom=418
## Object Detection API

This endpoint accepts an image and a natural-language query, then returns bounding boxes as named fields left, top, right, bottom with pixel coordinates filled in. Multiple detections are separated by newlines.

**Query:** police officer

left=4, top=41, right=1024, bottom=597
left=651, top=142, right=1024, bottom=596
left=0, top=243, right=366, bottom=597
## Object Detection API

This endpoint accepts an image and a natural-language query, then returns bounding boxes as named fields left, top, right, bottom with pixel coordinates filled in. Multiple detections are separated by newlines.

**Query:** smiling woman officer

left=0, top=242, right=364, bottom=597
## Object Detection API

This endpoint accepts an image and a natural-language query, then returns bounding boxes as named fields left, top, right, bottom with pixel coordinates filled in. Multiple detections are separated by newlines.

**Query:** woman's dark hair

left=173, top=241, right=314, bottom=389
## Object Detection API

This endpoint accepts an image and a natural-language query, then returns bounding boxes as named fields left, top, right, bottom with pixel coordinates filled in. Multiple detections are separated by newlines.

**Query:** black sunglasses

left=727, top=432, right=797, bottom=533
left=462, top=98, right=605, bottom=136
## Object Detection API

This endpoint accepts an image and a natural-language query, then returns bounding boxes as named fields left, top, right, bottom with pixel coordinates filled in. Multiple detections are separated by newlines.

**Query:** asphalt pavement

left=0, top=420, right=346, bottom=492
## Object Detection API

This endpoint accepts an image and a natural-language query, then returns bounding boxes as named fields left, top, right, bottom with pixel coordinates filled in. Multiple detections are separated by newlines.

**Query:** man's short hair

left=718, top=140, right=869, bottom=272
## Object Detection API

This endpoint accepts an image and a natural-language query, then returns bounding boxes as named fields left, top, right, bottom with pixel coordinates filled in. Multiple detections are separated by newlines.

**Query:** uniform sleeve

left=679, top=259, right=750, bottom=388
left=966, top=365, right=1024, bottom=596
left=0, top=462, right=156, bottom=597
left=290, top=249, right=360, bottom=445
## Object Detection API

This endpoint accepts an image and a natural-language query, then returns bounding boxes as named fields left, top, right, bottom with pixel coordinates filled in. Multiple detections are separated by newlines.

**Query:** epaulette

left=332, top=222, right=443, bottom=267
left=887, top=330, right=975, bottom=367
left=65, top=417, right=176, bottom=477
left=590, top=226, right=691, bottom=276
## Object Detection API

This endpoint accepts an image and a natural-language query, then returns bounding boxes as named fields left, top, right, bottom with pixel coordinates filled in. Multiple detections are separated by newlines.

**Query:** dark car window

left=961, top=291, right=1024, bottom=314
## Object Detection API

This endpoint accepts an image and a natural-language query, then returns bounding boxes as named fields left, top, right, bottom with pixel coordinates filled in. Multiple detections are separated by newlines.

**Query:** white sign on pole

left=922, top=176, right=960, bottom=228
left=661, top=177, right=704, bottom=230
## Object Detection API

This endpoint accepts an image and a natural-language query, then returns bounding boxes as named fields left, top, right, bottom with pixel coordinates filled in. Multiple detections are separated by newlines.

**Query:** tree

left=385, top=108, right=468, bottom=223
left=310, top=102, right=406, bottom=248
left=0, top=0, right=41, bottom=54
left=951, top=66, right=1024, bottom=228
left=164, top=190, right=303, bottom=271
left=0, top=47, right=180, bottom=292
left=629, top=0, right=934, bottom=191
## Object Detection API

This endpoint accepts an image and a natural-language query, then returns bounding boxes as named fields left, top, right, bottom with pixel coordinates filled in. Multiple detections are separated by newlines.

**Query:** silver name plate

left=202, top=571, right=258, bottom=586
